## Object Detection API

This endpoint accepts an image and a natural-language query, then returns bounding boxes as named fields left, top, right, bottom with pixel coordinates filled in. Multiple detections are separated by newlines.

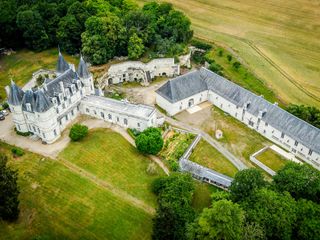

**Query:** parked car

left=0, top=112, right=5, bottom=120
left=1, top=110, right=9, bottom=116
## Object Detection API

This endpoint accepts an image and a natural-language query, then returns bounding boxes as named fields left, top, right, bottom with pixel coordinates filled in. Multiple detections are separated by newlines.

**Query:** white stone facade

left=106, top=58, right=180, bottom=86
left=155, top=68, right=320, bottom=170
left=7, top=52, right=158, bottom=144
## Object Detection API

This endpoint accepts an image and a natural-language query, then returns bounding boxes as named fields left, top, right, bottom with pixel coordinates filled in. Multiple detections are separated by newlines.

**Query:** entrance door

left=188, top=98, right=194, bottom=107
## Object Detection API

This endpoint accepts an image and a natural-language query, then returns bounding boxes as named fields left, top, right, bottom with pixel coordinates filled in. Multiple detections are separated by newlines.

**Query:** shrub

left=209, top=62, right=223, bottom=75
left=36, top=75, right=44, bottom=86
left=191, top=51, right=206, bottom=64
left=127, top=128, right=140, bottom=139
left=14, top=127, right=32, bottom=137
left=168, top=159, right=179, bottom=171
left=218, top=49, right=224, bottom=56
left=11, top=147, right=24, bottom=157
left=233, top=61, right=241, bottom=70
left=69, top=124, right=88, bottom=141
left=135, top=127, right=163, bottom=155
left=227, top=54, right=233, bottom=62
left=190, top=39, right=212, bottom=50
left=2, top=102, right=9, bottom=109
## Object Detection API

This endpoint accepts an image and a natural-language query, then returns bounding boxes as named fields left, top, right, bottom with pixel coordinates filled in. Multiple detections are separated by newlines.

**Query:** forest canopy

left=0, top=0, right=193, bottom=65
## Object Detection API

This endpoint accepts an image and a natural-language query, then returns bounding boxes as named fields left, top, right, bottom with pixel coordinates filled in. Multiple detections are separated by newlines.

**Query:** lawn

left=256, top=148, right=288, bottom=172
left=0, top=141, right=153, bottom=240
left=137, top=0, right=320, bottom=108
left=59, top=128, right=164, bottom=207
left=189, top=139, right=238, bottom=177
left=192, top=182, right=221, bottom=213
left=0, top=48, right=78, bottom=101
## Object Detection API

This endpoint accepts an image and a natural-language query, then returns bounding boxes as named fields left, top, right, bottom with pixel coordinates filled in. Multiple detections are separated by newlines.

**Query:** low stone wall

left=250, top=146, right=276, bottom=176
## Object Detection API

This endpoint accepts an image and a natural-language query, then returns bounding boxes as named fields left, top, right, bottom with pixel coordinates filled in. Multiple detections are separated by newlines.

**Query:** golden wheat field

left=139, top=0, right=320, bottom=107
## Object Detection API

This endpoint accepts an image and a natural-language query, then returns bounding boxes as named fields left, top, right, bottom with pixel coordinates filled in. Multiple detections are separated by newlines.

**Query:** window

left=108, top=114, right=112, bottom=120
left=117, top=117, right=119, bottom=122
left=179, top=106, right=182, bottom=110
left=62, top=103, right=66, bottom=109
left=33, top=126, right=36, bottom=132
left=281, top=132, right=285, bottom=138
left=26, top=103, right=31, bottom=111
left=137, top=123, right=140, bottom=127
left=71, top=110, right=74, bottom=116
left=101, top=112, right=104, bottom=118
left=248, top=121, right=254, bottom=127
left=54, top=129, right=57, bottom=137
left=56, top=109, right=59, bottom=114
left=59, top=120, right=62, bottom=126
left=42, top=133, right=46, bottom=138
left=235, top=113, right=238, bottom=118
left=124, top=118, right=128, bottom=125
left=17, top=124, right=20, bottom=130
left=265, top=122, right=268, bottom=127
left=86, top=108, right=89, bottom=113
left=93, top=110, right=97, bottom=115
left=294, top=141, right=298, bottom=146
left=308, top=149, right=313, bottom=156
left=66, top=115, right=68, bottom=121
left=77, top=105, right=80, bottom=111
left=68, top=99, right=71, bottom=105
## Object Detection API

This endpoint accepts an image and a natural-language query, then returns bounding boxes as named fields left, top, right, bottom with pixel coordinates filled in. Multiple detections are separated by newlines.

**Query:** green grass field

left=138, top=0, right=320, bottom=108
left=0, top=49, right=78, bottom=101
left=256, top=148, right=288, bottom=171
left=189, top=139, right=238, bottom=177
left=59, top=128, right=163, bottom=207
left=0, top=128, right=167, bottom=239
left=192, top=182, right=221, bottom=213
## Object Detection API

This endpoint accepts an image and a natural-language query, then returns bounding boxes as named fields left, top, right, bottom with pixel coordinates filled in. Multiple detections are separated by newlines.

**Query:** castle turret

left=33, top=90, right=60, bottom=144
left=57, top=49, right=70, bottom=74
left=7, top=80, right=28, bottom=132
left=77, top=55, right=94, bottom=95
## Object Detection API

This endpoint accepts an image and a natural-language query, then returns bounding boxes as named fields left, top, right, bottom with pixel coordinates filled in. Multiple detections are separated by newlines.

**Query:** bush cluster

left=135, top=127, right=163, bottom=155
left=69, top=124, right=88, bottom=141
left=11, top=147, right=24, bottom=157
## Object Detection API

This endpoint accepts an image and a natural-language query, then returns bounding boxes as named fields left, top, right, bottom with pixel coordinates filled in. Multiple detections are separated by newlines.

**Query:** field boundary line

left=58, top=158, right=155, bottom=215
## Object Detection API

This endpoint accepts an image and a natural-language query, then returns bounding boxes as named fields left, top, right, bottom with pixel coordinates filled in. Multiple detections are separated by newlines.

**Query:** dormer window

left=71, top=85, right=76, bottom=94
left=26, top=103, right=31, bottom=112
left=59, top=93, right=63, bottom=102
left=52, top=97, right=58, bottom=105
left=77, top=80, right=81, bottom=89
left=65, top=88, right=70, bottom=97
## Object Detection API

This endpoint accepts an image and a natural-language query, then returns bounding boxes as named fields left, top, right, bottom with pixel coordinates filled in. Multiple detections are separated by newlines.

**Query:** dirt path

left=59, top=159, right=155, bottom=215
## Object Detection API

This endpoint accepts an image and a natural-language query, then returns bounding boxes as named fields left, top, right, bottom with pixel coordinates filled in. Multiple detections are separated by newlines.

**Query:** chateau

left=156, top=67, right=320, bottom=169
left=6, top=51, right=158, bottom=144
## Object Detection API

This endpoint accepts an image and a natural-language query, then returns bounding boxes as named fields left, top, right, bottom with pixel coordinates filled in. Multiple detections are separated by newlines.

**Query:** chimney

left=5, top=86, right=10, bottom=97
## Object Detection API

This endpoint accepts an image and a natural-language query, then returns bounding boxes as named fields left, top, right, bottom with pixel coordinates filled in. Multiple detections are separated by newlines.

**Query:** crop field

left=138, top=0, right=320, bottom=108
left=0, top=128, right=165, bottom=239
left=0, top=49, right=78, bottom=101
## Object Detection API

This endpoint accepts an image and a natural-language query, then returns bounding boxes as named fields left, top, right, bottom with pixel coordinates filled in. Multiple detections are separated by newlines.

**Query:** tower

left=77, top=55, right=94, bottom=95
left=7, top=80, right=28, bottom=132
left=57, top=48, right=70, bottom=75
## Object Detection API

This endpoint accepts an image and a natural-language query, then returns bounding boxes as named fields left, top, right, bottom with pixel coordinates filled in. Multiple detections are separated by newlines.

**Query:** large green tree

left=16, top=9, right=49, bottom=51
left=229, top=168, right=267, bottom=202
left=241, top=188, right=297, bottom=240
left=152, top=173, right=195, bottom=240
left=128, top=33, right=144, bottom=59
left=135, top=127, right=163, bottom=155
left=187, top=200, right=244, bottom=240
left=82, top=15, right=125, bottom=65
left=0, top=153, right=20, bottom=221
left=273, top=162, right=320, bottom=203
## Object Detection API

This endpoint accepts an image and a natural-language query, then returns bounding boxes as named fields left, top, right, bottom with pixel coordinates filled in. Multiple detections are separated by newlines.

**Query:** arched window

left=124, top=118, right=128, bottom=125
left=108, top=114, right=112, bottom=120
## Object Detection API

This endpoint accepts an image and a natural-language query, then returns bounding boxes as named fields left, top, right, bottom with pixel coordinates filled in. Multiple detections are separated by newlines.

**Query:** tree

left=187, top=200, right=244, bottom=240
left=241, top=188, right=297, bottom=240
left=16, top=10, right=49, bottom=51
left=229, top=168, right=267, bottom=202
left=135, top=127, right=163, bottom=155
left=69, top=124, right=88, bottom=141
left=286, top=104, right=320, bottom=128
left=128, top=33, right=144, bottom=59
left=82, top=15, right=125, bottom=65
left=294, top=199, right=320, bottom=240
left=273, top=162, right=320, bottom=203
left=152, top=173, right=195, bottom=240
left=0, top=153, right=20, bottom=221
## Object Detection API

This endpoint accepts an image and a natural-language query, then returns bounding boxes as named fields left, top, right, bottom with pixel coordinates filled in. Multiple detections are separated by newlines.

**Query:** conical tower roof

left=56, top=49, right=70, bottom=73
left=34, top=90, right=53, bottom=113
left=77, top=55, right=90, bottom=78
left=22, top=89, right=36, bottom=112
left=8, top=80, right=24, bottom=106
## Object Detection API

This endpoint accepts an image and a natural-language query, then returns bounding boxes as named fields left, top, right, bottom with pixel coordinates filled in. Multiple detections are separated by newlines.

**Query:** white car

left=1, top=110, right=9, bottom=116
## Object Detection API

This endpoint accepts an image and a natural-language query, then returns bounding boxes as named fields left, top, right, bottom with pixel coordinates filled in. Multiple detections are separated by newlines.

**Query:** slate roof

left=34, top=90, right=53, bottom=113
left=8, top=81, right=24, bottom=106
left=46, top=69, right=79, bottom=97
left=21, top=90, right=36, bottom=112
left=156, top=70, right=208, bottom=103
left=56, top=51, right=70, bottom=73
left=180, top=158, right=233, bottom=187
left=156, top=67, right=320, bottom=154
left=77, top=56, right=90, bottom=79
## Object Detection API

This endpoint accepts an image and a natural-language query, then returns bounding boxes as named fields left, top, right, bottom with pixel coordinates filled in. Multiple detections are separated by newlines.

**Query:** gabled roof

left=77, top=55, right=90, bottom=79
left=56, top=51, right=70, bottom=73
left=156, top=70, right=208, bottom=103
left=46, top=69, right=79, bottom=97
left=8, top=80, right=24, bottom=106
left=34, top=90, right=52, bottom=113
left=156, top=67, right=320, bottom=154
